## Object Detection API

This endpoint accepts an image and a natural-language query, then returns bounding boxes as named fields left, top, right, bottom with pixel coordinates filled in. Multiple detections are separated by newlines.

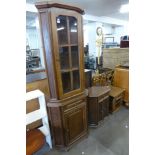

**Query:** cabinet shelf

left=61, top=67, right=79, bottom=73
left=72, top=67, right=79, bottom=71
left=59, top=44, right=78, bottom=47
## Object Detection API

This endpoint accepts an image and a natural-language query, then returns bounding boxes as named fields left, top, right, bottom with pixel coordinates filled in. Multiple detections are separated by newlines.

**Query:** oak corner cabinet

left=87, top=86, right=111, bottom=127
left=35, top=2, right=87, bottom=150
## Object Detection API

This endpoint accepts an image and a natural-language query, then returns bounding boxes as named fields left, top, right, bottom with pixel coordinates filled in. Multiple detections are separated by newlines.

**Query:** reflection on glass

left=26, top=12, right=45, bottom=74
left=71, top=46, right=79, bottom=68
left=69, top=16, right=78, bottom=44
left=73, top=70, right=80, bottom=90
left=59, top=47, right=70, bottom=70
left=56, top=16, right=68, bottom=45
left=62, top=72, right=71, bottom=93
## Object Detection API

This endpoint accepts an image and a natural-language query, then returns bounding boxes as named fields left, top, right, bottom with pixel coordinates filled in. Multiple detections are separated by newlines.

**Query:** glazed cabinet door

left=63, top=103, right=87, bottom=145
left=51, top=10, right=84, bottom=99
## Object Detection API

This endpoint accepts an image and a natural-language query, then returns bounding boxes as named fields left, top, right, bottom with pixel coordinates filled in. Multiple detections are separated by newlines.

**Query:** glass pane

left=73, top=70, right=80, bottom=90
left=56, top=16, right=68, bottom=45
left=71, top=46, right=79, bottom=68
left=59, top=47, right=70, bottom=70
left=61, top=72, right=71, bottom=93
left=69, top=17, right=78, bottom=44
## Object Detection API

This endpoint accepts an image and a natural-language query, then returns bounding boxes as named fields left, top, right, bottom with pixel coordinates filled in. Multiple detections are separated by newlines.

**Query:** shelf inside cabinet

left=61, top=67, right=79, bottom=73
left=59, top=44, right=78, bottom=47
left=61, top=69, right=70, bottom=73
left=72, top=67, right=79, bottom=71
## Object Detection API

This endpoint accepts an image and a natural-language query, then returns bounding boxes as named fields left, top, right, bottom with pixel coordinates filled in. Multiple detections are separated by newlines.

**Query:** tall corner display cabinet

left=35, top=2, right=88, bottom=150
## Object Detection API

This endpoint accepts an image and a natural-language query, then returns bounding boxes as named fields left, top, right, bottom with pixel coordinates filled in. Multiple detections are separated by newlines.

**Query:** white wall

left=83, top=22, right=114, bottom=57
left=113, top=24, right=129, bottom=43
left=103, top=24, right=113, bottom=35
left=83, top=25, right=89, bottom=46
left=83, top=21, right=129, bottom=52
left=84, top=22, right=97, bottom=57
left=83, top=14, right=128, bottom=26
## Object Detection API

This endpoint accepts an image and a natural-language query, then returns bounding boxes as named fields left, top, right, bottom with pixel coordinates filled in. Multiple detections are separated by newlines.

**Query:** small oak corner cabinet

left=87, top=86, right=111, bottom=127
left=35, top=2, right=88, bottom=150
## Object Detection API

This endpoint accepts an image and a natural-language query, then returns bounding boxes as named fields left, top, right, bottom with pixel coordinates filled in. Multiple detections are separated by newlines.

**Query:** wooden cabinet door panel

left=99, top=96, right=109, bottom=121
left=102, top=97, right=109, bottom=117
left=88, top=98, right=98, bottom=125
left=99, top=102, right=103, bottom=121
left=64, top=104, right=86, bottom=145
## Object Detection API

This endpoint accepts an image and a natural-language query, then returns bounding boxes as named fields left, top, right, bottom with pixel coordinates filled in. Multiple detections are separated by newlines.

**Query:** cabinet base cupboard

left=35, top=2, right=88, bottom=150
left=48, top=93, right=87, bottom=150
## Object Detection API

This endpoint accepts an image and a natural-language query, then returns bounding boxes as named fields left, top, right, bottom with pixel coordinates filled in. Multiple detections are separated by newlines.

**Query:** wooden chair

left=92, top=73, right=107, bottom=86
